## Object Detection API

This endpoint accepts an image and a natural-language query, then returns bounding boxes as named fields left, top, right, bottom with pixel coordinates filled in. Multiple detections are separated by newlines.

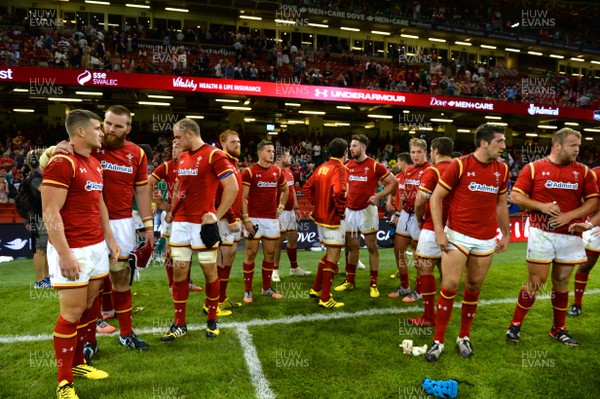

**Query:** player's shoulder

left=47, top=153, right=77, bottom=172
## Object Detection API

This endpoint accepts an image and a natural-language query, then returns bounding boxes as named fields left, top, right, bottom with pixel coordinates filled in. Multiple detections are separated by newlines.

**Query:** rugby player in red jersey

left=43, top=109, right=119, bottom=399
left=272, top=148, right=311, bottom=282
left=506, top=128, right=599, bottom=346
left=241, top=140, right=288, bottom=303
left=162, top=119, right=238, bottom=340
left=303, top=138, right=349, bottom=308
left=425, top=124, right=510, bottom=362
left=389, top=139, right=431, bottom=301
left=567, top=166, right=600, bottom=317
left=335, top=134, right=398, bottom=298
left=387, top=152, right=412, bottom=279
left=407, top=137, right=454, bottom=327
left=215, top=129, right=243, bottom=310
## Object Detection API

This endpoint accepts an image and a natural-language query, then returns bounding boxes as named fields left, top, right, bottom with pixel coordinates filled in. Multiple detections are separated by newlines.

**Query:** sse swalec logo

left=77, top=70, right=118, bottom=86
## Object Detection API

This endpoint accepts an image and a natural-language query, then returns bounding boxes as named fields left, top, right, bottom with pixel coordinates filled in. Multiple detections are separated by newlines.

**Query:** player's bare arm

left=210, top=173, right=238, bottom=223
left=550, top=197, right=599, bottom=229
left=134, top=184, right=155, bottom=247
left=241, top=184, right=255, bottom=236
left=509, top=190, right=561, bottom=217
left=41, top=185, right=80, bottom=280
left=148, top=174, right=171, bottom=212
left=414, top=190, right=429, bottom=229
left=430, top=184, right=450, bottom=252
left=495, top=192, right=510, bottom=253
left=100, top=197, right=121, bottom=263
left=369, top=173, right=398, bottom=205
left=277, top=182, right=289, bottom=217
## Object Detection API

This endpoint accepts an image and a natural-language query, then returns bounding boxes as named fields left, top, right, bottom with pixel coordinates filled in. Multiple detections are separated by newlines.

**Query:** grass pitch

left=1, top=242, right=599, bottom=399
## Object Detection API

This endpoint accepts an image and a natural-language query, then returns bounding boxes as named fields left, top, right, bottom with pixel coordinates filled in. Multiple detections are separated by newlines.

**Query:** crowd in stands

left=1, top=6, right=599, bottom=107
left=284, top=0, right=600, bottom=49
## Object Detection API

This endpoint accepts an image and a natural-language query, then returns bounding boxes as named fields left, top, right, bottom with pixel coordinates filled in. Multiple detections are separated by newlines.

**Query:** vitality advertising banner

left=2, top=66, right=598, bottom=121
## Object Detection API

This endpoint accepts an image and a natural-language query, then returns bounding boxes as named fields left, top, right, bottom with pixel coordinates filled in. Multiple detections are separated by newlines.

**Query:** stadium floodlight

left=215, top=99, right=240, bottom=103
left=299, top=110, right=326, bottom=115
left=336, top=106, right=352, bottom=110
left=564, top=122, right=579, bottom=126
left=75, top=91, right=103, bottom=96
left=285, top=102, right=301, bottom=107
left=525, top=133, right=538, bottom=137
left=571, top=57, right=585, bottom=62
left=48, top=97, right=83, bottom=102
left=481, top=44, right=497, bottom=49
left=505, top=48, right=521, bottom=53
left=148, top=94, right=174, bottom=99
left=13, top=108, right=35, bottom=113
left=287, top=120, right=306, bottom=124
left=371, top=31, right=391, bottom=36
left=487, top=121, right=508, bottom=126
left=138, top=101, right=170, bottom=106
left=367, top=114, right=392, bottom=119
left=401, top=34, right=419, bottom=39
left=240, top=15, right=262, bottom=21
left=222, top=106, right=252, bottom=111
left=455, top=41, right=472, bottom=46
left=592, top=60, right=600, bottom=65
left=126, top=4, right=150, bottom=9
left=85, top=0, right=110, bottom=4
left=550, top=54, right=564, bottom=59
left=165, top=7, right=189, bottom=12
left=185, top=115, right=204, bottom=119
left=428, top=38, right=446, bottom=42
left=13, top=88, right=29, bottom=93
left=537, top=125, right=558, bottom=129
left=528, top=51, right=543, bottom=56
left=430, top=118, right=453, bottom=123
left=584, top=137, right=593, bottom=141
left=244, top=118, right=256, bottom=122
left=310, top=23, right=329, bottom=28
left=457, top=129, right=471, bottom=133
left=583, top=128, right=600, bottom=132
left=274, top=19, right=296, bottom=25
left=485, top=116, right=502, bottom=120
left=419, top=126, right=433, bottom=131
left=341, top=27, right=360, bottom=32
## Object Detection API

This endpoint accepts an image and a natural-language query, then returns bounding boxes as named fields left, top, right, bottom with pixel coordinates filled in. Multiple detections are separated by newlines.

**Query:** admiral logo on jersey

left=468, top=182, right=499, bottom=194
left=257, top=181, right=278, bottom=187
left=349, top=175, right=368, bottom=182
left=101, top=160, right=133, bottom=174
left=544, top=180, right=579, bottom=190
left=178, top=168, right=198, bottom=176
left=84, top=180, right=103, bottom=191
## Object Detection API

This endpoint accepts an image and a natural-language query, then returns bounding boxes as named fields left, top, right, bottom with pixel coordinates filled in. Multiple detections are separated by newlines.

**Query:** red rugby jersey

left=346, top=157, right=390, bottom=210
left=93, top=141, right=148, bottom=220
left=403, top=162, right=432, bottom=212
left=303, top=157, right=348, bottom=227
left=419, top=160, right=452, bottom=231
left=279, top=167, right=296, bottom=211
left=151, top=159, right=178, bottom=202
left=171, top=144, right=234, bottom=224
left=439, top=154, right=509, bottom=240
left=42, top=153, right=104, bottom=248
left=216, top=153, right=243, bottom=223
left=242, top=163, right=286, bottom=219
left=394, top=172, right=405, bottom=210
left=513, top=157, right=599, bottom=235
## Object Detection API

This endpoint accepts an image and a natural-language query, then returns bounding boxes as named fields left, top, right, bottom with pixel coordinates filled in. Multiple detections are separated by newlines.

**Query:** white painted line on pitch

left=2, top=288, right=599, bottom=344
left=236, top=326, right=276, bottom=399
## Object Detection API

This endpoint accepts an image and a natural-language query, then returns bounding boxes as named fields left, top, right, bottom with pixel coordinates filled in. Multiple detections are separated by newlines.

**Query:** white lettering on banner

left=327, top=89, right=406, bottom=103
left=178, top=168, right=198, bottom=176
left=544, top=181, right=578, bottom=190
left=430, top=97, right=494, bottom=110
left=257, top=181, right=278, bottom=187
left=0, top=69, right=14, bottom=80
left=348, top=176, right=368, bottom=182
left=305, top=8, right=410, bottom=26
left=527, top=104, right=559, bottom=116
left=173, top=77, right=198, bottom=91
left=468, top=182, right=499, bottom=193
left=77, top=70, right=118, bottom=86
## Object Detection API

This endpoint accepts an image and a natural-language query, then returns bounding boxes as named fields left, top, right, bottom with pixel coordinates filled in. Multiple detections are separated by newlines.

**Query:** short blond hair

left=409, top=138, right=427, bottom=151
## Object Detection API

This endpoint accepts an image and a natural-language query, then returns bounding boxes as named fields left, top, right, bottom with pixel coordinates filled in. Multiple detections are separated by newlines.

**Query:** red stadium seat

left=0, top=214, right=14, bottom=223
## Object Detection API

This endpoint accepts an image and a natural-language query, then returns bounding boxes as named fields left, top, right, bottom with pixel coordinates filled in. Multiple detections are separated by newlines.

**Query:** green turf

left=1, top=242, right=599, bottom=398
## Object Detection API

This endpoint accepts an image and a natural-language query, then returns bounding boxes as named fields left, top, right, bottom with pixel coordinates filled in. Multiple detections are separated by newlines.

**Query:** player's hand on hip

left=435, top=230, right=448, bottom=253
left=569, top=222, right=594, bottom=234
left=165, top=212, right=173, bottom=223
left=368, top=195, right=378, bottom=205
left=53, top=140, right=74, bottom=155
left=59, top=252, right=81, bottom=280
left=495, top=235, right=509, bottom=253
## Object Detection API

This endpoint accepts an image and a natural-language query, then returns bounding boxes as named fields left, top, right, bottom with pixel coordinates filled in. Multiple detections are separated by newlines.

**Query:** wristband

left=394, top=211, right=401, bottom=217
left=206, top=212, right=218, bottom=223
left=278, top=204, right=285, bottom=210
left=143, top=219, right=153, bottom=231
